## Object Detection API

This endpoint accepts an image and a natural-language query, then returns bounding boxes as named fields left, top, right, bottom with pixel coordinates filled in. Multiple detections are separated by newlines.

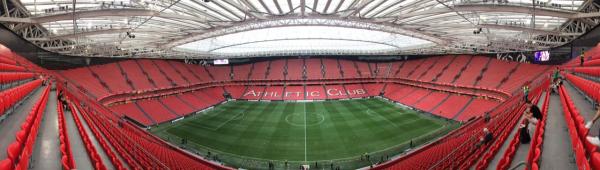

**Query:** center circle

left=285, top=113, right=325, bottom=126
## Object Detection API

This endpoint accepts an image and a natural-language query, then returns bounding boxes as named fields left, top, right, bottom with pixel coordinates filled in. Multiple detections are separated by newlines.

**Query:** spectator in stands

left=519, top=119, right=531, bottom=144
left=580, top=50, right=586, bottom=66
left=523, top=85, right=530, bottom=102
left=526, top=100, right=543, bottom=121
left=585, top=106, right=600, bottom=146
left=484, top=112, right=491, bottom=122
left=552, top=67, right=560, bottom=82
left=476, top=128, right=493, bottom=147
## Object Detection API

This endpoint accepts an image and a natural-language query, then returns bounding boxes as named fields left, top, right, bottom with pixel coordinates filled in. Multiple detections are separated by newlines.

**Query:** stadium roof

left=1, top=0, right=600, bottom=58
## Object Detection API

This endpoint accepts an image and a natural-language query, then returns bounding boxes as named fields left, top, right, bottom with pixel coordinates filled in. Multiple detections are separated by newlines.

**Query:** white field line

left=304, top=103, right=308, bottom=162
left=210, top=111, right=245, bottom=131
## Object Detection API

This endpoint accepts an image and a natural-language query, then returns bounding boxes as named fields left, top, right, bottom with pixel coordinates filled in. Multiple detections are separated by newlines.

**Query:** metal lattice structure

left=1, top=0, right=599, bottom=59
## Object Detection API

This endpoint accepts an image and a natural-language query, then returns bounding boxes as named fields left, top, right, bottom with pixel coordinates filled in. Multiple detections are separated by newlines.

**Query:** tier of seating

left=66, top=95, right=107, bottom=169
left=558, top=85, right=593, bottom=169
left=0, top=80, right=42, bottom=117
left=0, top=85, right=49, bottom=169
left=57, top=91, right=76, bottom=170
left=0, top=72, right=34, bottom=85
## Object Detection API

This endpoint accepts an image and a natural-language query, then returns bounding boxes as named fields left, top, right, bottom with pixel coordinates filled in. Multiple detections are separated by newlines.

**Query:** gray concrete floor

left=0, top=87, right=43, bottom=160
left=63, top=106, right=94, bottom=169
left=506, top=93, right=547, bottom=169
left=539, top=94, right=577, bottom=170
left=31, top=89, right=61, bottom=170
left=72, top=103, right=122, bottom=169
left=485, top=92, right=546, bottom=170
left=563, top=82, right=599, bottom=136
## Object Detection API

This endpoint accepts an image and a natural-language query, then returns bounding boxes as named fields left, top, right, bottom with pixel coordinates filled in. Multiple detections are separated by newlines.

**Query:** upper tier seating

left=420, top=56, right=453, bottom=82
left=119, top=60, right=155, bottom=89
left=408, top=57, right=437, bottom=79
left=249, top=61, right=269, bottom=80
left=305, top=59, right=323, bottom=80
left=286, top=59, right=304, bottom=80
left=455, top=57, right=489, bottom=85
left=269, top=60, right=286, bottom=80
left=206, top=65, right=231, bottom=82
left=154, top=61, right=189, bottom=85
left=338, top=60, right=360, bottom=78
left=90, top=63, right=132, bottom=93
left=322, top=59, right=342, bottom=79
left=0, top=72, right=35, bottom=85
left=436, top=55, right=470, bottom=82
left=232, top=63, right=252, bottom=80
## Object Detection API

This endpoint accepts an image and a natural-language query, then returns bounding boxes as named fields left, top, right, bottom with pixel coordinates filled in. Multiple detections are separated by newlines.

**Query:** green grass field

left=151, top=98, right=456, bottom=169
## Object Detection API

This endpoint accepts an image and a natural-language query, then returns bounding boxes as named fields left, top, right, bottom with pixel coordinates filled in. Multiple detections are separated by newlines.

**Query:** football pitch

left=151, top=98, right=457, bottom=169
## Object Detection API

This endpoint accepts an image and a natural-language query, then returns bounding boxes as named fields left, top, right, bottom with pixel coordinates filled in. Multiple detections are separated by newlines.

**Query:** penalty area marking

left=204, top=111, right=246, bottom=131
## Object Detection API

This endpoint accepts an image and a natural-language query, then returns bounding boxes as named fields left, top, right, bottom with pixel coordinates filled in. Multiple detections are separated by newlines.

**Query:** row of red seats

left=471, top=95, right=533, bottom=169
left=0, top=79, right=42, bottom=117
left=70, top=98, right=126, bottom=170
left=84, top=102, right=167, bottom=169
left=67, top=98, right=107, bottom=170
left=374, top=89, right=534, bottom=169
left=564, top=73, right=600, bottom=103
left=558, top=85, right=594, bottom=169
left=0, top=63, right=26, bottom=72
left=0, top=85, right=49, bottom=169
left=0, top=55, right=17, bottom=65
left=57, top=90, right=76, bottom=170
left=0, top=72, right=35, bottom=84
left=525, top=85, right=550, bottom=170
left=570, top=67, right=600, bottom=77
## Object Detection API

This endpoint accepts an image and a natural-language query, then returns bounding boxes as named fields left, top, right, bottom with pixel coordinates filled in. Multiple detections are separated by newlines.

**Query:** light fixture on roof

left=203, top=0, right=210, bottom=2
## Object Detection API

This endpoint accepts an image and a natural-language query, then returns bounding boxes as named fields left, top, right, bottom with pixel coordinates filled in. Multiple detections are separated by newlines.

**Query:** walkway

left=32, top=89, right=61, bottom=170
left=63, top=106, right=94, bottom=168
left=563, top=81, right=599, bottom=136
left=539, top=94, right=577, bottom=170
left=72, top=103, right=121, bottom=169
left=486, top=92, right=546, bottom=170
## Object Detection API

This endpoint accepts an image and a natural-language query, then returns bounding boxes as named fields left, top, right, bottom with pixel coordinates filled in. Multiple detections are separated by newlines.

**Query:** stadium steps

left=392, top=60, right=406, bottom=77
left=473, top=57, right=492, bottom=86
left=319, top=58, right=326, bottom=79
left=336, top=58, right=344, bottom=79
left=411, top=91, right=434, bottom=107
left=31, top=88, right=61, bottom=169
left=134, top=60, right=158, bottom=88
left=452, top=55, right=475, bottom=83
left=0, top=87, right=43, bottom=160
left=406, top=59, right=427, bottom=78
left=433, top=55, right=457, bottom=82
left=417, top=57, right=441, bottom=80
left=175, top=95, right=198, bottom=111
left=485, top=92, right=547, bottom=170
left=134, top=102, right=158, bottom=125
left=563, top=81, right=599, bottom=134
left=539, top=94, right=578, bottom=169
left=74, top=104, right=130, bottom=169
left=428, top=94, right=452, bottom=112
left=181, top=62, right=204, bottom=82
left=87, top=67, right=113, bottom=94
left=451, top=97, right=475, bottom=120
left=157, top=99, right=182, bottom=117
left=281, top=84, right=287, bottom=100
left=69, top=102, right=119, bottom=169
left=151, top=60, right=177, bottom=86
left=63, top=104, right=95, bottom=169
left=396, top=87, right=420, bottom=101
left=116, top=62, right=136, bottom=90
left=202, top=66, right=216, bottom=81
left=166, top=61, right=191, bottom=84
left=323, top=84, right=330, bottom=99
left=495, top=63, right=521, bottom=89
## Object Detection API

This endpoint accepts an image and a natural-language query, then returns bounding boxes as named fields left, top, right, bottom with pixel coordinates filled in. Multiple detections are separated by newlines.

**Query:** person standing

left=580, top=51, right=586, bottom=66
left=523, top=85, right=530, bottom=102
left=585, top=106, right=600, bottom=146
